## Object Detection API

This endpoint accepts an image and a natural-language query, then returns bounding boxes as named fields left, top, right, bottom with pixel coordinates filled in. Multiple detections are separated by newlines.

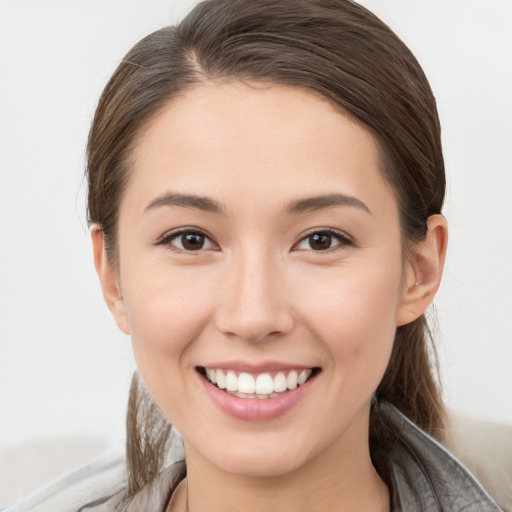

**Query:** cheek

left=294, top=257, right=402, bottom=374
left=124, top=265, right=216, bottom=344
left=120, top=265, right=218, bottom=399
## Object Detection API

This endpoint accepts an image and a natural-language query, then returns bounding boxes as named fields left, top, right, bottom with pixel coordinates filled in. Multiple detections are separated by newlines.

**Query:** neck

left=175, top=411, right=389, bottom=512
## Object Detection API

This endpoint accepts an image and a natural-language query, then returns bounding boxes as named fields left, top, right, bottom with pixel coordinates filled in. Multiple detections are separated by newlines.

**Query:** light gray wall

left=1, top=0, right=511, bottom=452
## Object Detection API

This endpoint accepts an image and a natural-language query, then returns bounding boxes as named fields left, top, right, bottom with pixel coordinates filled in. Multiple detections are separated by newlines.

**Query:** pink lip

left=198, top=368, right=319, bottom=422
left=199, top=360, right=313, bottom=374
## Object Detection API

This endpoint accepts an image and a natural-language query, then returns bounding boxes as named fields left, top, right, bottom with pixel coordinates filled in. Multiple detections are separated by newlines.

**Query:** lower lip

left=199, top=371, right=318, bottom=422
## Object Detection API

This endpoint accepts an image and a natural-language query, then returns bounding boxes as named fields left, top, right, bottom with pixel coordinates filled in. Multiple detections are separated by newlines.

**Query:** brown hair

left=87, top=0, right=446, bottom=502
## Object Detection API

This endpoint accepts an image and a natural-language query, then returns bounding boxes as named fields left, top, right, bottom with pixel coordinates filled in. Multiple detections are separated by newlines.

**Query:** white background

left=0, top=0, right=511, bottom=455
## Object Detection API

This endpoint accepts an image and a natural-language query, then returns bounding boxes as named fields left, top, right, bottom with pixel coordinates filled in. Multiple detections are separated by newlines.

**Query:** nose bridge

left=216, top=245, right=293, bottom=342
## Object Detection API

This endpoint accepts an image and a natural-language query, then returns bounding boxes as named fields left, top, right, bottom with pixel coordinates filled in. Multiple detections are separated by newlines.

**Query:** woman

left=6, top=0, right=503, bottom=510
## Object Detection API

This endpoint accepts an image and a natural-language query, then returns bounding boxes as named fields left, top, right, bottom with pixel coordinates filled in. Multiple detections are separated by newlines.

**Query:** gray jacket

left=5, top=403, right=503, bottom=511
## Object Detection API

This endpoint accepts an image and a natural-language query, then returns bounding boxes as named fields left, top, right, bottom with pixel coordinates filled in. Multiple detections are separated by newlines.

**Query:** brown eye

left=308, top=233, right=333, bottom=251
left=181, top=233, right=205, bottom=250
left=159, top=229, right=216, bottom=252
left=295, top=229, right=352, bottom=252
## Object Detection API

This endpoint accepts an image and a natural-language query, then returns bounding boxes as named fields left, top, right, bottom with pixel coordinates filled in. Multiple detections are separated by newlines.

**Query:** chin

left=189, top=429, right=322, bottom=479
left=214, top=450, right=309, bottom=479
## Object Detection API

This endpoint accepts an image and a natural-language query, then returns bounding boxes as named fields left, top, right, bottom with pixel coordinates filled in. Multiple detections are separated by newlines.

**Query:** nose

left=214, top=250, right=294, bottom=343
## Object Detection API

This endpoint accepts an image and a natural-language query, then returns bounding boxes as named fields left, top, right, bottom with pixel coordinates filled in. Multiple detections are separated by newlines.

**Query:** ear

left=91, top=225, right=130, bottom=335
left=396, top=214, right=448, bottom=326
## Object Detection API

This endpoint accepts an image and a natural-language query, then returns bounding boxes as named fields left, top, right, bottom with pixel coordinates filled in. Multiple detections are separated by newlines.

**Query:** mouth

left=197, top=366, right=321, bottom=400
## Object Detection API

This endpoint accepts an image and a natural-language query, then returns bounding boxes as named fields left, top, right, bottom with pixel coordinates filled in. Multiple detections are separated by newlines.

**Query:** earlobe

left=91, top=225, right=130, bottom=335
left=396, top=214, right=448, bottom=326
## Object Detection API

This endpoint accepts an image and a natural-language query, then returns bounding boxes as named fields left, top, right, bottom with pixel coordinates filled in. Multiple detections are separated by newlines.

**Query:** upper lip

left=198, top=361, right=317, bottom=373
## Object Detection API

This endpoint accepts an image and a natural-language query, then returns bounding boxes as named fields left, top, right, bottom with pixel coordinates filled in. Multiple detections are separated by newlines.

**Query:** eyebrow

left=144, top=191, right=371, bottom=216
left=284, top=193, right=371, bottom=215
left=144, top=192, right=226, bottom=214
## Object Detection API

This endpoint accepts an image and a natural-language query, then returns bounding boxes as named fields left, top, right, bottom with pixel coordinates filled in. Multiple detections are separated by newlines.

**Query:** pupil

left=182, top=233, right=204, bottom=250
left=310, top=233, right=331, bottom=250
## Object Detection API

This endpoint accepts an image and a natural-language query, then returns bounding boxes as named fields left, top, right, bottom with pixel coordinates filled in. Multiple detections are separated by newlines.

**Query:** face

left=106, top=82, right=416, bottom=477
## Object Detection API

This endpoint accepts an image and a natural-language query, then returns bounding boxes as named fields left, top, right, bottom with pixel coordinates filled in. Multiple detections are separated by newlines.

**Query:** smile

left=198, top=364, right=320, bottom=421
left=202, top=368, right=315, bottom=399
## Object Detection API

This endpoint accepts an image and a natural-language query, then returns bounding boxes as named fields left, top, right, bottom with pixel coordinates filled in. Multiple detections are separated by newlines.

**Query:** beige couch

left=445, top=412, right=512, bottom=511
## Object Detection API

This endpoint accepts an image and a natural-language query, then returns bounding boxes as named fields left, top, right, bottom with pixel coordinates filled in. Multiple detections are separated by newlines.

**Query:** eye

left=157, top=229, right=217, bottom=252
left=295, top=229, right=352, bottom=252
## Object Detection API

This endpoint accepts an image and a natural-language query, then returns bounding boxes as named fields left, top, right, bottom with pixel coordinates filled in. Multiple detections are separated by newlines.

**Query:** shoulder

left=4, top=434, right=186, bottom=512
left=381, top=402, right=503, bottom=511
left=3, top=444, right=126, bottom=512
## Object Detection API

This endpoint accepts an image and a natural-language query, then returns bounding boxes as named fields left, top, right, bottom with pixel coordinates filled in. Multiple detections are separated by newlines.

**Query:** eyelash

left=294, top=228, right=353, bottom=252
left=156, top=229, right=218, bottom=253
left=156, top=228, right=352, bottom=254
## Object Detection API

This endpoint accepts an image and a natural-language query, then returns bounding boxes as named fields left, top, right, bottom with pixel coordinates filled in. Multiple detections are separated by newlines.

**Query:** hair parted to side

left=86, top=0, right=446, bottom=501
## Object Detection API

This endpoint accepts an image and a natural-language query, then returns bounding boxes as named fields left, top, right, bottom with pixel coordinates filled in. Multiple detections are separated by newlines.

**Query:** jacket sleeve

left=3, top=444, right=126, bottom=512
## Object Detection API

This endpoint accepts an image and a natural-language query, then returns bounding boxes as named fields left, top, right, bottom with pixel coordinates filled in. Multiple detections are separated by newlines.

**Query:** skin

left=93, top=82, right=447, bottom=512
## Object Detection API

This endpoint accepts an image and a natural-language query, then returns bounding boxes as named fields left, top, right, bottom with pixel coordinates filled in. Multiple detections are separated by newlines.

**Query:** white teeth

left=205, top=368, right=314, bottom=397
left=206, top=368, right=217, bottom=384
left=225, top=371, right=238, bottom=392
left=255, top=373, right=274, bottom=395
left=216, top=370, right=226, bottom=389
left=273, top=372, right=287, bottom=392
left=230, top=391, right=251, bottom=399
left=238, top=372, right=256, bottom=394
left=298, top=369, right=311, bottom=385
left=287, top=370, right=298, bottom=390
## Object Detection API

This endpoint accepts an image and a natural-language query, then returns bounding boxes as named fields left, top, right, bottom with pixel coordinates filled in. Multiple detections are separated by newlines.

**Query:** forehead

left=124, top=81, right=396, bottom=218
